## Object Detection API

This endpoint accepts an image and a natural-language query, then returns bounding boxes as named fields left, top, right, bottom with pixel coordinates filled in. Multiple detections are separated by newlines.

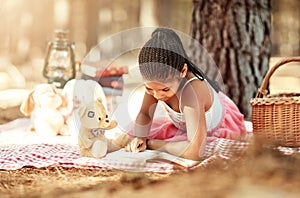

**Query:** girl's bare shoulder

left=181, top=79, right=211, bottom=108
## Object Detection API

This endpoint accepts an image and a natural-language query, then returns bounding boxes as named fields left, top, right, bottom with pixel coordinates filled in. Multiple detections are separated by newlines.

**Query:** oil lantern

left=43, top=29, right=76, bottom=88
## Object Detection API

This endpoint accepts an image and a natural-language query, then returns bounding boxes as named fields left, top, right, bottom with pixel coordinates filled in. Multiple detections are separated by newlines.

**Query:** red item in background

left=96, top=66, right=128, bottom=77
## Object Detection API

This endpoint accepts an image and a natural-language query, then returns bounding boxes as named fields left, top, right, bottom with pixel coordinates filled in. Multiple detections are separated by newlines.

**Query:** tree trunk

left=190, top=0, right=272, bottom=118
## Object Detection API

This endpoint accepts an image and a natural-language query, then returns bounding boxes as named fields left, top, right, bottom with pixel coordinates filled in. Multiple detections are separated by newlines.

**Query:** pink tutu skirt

left=207, top=92, right=247, bottom=140
left=127, top=92, right=246, bottom=142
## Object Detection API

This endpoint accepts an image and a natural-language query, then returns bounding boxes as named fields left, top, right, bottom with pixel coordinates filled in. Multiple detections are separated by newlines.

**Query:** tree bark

left=190, top=0, right=271, bottom=118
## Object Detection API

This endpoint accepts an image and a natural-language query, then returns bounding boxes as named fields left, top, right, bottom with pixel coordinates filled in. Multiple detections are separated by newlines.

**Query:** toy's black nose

left=105, top=119, right=109, bottom=123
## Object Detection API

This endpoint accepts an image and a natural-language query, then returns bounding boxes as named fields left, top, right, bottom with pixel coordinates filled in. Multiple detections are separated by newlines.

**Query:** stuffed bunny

left=62, top=79, right=107, bottom=115
left=77, top=98, right=129, bottom=158
left=20, top=83, right=69, bottom=136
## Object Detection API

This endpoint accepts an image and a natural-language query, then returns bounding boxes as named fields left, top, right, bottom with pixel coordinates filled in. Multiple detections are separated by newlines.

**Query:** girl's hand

left=125, top=137, right=147, bottom=153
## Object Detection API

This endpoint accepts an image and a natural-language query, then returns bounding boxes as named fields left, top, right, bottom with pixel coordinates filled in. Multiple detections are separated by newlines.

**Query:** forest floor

left=1, top=141, right=300, bottom=198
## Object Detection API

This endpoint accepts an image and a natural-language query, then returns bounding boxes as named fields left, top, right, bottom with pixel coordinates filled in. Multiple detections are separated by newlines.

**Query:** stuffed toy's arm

left=78, top=132, right=94, bottom=148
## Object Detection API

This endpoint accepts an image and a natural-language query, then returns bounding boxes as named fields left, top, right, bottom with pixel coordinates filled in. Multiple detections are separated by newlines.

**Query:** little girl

left=125, top=27, right=246, bottom=160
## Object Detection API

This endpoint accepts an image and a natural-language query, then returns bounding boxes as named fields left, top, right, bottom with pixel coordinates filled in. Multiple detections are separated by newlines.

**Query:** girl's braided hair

left=138, top=27, right=220, bottom=92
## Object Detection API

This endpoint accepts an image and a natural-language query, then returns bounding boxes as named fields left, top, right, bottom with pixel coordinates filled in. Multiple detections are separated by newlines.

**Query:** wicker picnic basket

left=250, top=57, right=300, bottom=147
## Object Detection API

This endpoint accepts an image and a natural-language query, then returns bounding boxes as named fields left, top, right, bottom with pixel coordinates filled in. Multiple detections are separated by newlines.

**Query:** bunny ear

left=20, top=90, right=35, bottom=116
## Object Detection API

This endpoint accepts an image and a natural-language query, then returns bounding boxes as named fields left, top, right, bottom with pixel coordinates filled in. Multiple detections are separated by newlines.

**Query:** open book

left=105, top=149, right=200, bottom=168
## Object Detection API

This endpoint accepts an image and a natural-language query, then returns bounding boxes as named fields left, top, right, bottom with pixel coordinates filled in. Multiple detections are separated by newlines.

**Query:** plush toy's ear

left=20, top=90, right=35, bottom=116
left=97, top=98, right=102, bottom=104
left=77, top=106, right=87, bottom=118
left=96, top=97, right=109, bottom=113
left=58, top=93, right=68, bottom=108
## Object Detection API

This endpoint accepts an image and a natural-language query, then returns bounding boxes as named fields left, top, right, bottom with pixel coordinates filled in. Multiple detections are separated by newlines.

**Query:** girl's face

left=144, top=79, right=181, bottom=101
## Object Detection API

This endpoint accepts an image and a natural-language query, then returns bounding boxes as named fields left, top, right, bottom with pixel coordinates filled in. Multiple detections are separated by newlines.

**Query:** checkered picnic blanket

left=0, top=139, right=250, bottom=173
left=1, top=119, right=298, bottom=173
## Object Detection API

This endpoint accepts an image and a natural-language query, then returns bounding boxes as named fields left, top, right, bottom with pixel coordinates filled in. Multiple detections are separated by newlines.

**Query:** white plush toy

left=61, top=79, right=107, bottom=142
left=62, top=79, right=107, bottom=115
left=20, top=83, right=69, bottom=136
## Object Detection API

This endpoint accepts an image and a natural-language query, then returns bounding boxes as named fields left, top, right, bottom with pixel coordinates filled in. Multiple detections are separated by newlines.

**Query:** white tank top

left=161, top=77, right=223, bottom=132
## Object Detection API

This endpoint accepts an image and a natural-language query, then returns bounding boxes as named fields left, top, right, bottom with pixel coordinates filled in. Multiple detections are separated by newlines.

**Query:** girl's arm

left=180, top=105, right=207, bottom=159
left=125, top=91, right=158, bottom=152
left=134, top=91, right=157, bottom=137
left=147, top=80, right=210, bottom=161
left=147, top=106, right=207, bottom=160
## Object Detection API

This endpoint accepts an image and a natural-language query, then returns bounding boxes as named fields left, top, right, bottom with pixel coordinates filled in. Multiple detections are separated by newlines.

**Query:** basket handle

left=256, top=57, right=300, bottom=98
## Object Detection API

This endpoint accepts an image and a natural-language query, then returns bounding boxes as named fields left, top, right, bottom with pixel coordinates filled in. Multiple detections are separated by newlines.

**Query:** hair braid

left=138, top=28, right=220, bottom=92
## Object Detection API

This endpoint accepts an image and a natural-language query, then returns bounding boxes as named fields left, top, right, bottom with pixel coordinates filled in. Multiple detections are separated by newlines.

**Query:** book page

left=154, top=152, right=199, bottom=168
left=105, top=149, right=199, bottom=168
